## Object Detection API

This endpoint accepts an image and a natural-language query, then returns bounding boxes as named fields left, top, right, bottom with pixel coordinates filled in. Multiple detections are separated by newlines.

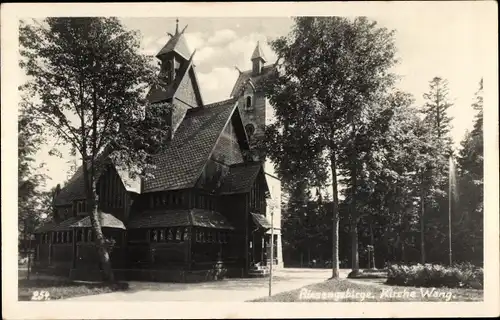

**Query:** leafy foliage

left=263, top=17, right=484, bottom=270
left=18, top=103, right=50, bottom=241
left=261, top=17, right=399, bottom=275
left=387, top=263, right=483, bottom=289
left=19, top=17, right=171, bottom=281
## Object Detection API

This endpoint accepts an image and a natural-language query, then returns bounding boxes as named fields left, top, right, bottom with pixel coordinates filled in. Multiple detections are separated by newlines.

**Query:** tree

left=353, top=91, right=423, bottom=266
left=19, top=17, right=171, bottom=282
left=18, top=104, right=48, bottom=249
left=419, top=76, right=455, bottom=263
left=261, top=17, right=398, bottom=278
left=455, top=78, right=483, bottom=264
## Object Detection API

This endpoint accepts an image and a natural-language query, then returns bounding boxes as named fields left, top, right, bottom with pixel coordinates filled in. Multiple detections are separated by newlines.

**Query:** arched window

left=245, top=123, right=255, bottom=137
left=246, top=96, right=252, bottom=110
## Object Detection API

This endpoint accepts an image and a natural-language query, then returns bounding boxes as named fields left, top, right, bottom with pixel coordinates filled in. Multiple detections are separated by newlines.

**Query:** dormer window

left=75, top=200, right=87, bottom=216
left=245, top=96, right=253, bottom=111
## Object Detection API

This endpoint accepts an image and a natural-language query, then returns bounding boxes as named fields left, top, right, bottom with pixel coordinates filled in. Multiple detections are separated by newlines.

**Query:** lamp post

left=268, top=208, right=274, bottom=297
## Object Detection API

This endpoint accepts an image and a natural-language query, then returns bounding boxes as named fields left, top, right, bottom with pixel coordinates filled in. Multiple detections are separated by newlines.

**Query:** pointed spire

left=251, top=41, right=267, bottom=63
left=156, top=19, right=191, bottom=60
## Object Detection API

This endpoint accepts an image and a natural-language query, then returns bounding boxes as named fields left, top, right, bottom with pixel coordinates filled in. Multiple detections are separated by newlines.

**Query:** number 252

left=31, top=290, right=51, bottom=301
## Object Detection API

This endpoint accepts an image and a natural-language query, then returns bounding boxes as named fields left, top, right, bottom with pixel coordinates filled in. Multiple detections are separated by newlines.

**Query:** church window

left=175, top=228, right=181, bottom=241
left=160, top=229, right=165, bottom=241
left=76, top=200, right=87, bottom=215
left=246, top=96, right=253, bottom=110
left=167, top=228, right=174, bottom=241
left=152, top=230, right=158, bottom=242
left=183, top=227, right=189, bottom=241
left=245, top=123, right=255, bottom=137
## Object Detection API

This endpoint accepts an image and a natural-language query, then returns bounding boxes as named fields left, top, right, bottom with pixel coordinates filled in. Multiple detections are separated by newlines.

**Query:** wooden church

left=33, top=21, right=283, bottom=282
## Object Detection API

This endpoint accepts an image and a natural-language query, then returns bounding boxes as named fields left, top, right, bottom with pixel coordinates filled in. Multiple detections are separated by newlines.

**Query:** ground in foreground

left=18, top=279, right=129, bottom=301
left=251, top=278, right=483, bottom=302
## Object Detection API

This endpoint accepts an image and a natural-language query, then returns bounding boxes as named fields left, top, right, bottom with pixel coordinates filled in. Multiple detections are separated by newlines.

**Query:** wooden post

left=72, top=229, right=77, bottom=269
left=268, top=210, right=274, bottom=297
left=49, top=232, right=54, bottom=266
left=187, top=227, right=193, bottom=270
left=244, top=195, right=249, bottom=276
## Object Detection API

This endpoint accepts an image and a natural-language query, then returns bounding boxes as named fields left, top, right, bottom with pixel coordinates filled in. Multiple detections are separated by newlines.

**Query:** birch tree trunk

left=82, top=160, right=115, bottom=282
left=330, top=150, right=340, bottom=278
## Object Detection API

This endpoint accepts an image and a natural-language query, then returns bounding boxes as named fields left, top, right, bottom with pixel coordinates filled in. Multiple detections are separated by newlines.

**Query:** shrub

left=386, top=263, right=483, bottom=289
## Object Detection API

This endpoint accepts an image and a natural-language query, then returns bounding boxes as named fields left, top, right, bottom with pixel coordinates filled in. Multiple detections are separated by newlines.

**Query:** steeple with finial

left=251, top=41, right=267, bottom=75
left=156, top=18, right=191, bottom=61
left=153, top=18, right=192, bottom=87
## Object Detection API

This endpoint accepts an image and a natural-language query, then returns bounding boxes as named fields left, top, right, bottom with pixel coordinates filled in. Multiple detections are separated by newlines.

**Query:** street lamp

left=268, top=207, right=274, bottom=297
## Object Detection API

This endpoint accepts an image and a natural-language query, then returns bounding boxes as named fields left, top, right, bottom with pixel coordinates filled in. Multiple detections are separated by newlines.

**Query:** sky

left=31, top=16, right=488, bottom=191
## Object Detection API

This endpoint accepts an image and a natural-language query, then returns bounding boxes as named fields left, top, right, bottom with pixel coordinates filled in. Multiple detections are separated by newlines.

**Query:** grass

left=18, top=279, right=129, bottom=301
left=250, top=278, right=483, bottom=302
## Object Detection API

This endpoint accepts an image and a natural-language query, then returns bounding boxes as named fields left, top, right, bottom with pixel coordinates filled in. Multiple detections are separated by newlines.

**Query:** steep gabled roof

left=148, top=50, right=204, bottom=107
left=218, top=162, right=268, bottom=195
left=251, top=41, right=267, bottom=62
left=53, top=145, right=138, bottom=206
left=156, top=29, right=191, bottom=60
left=142, top=98, right=239, bottom=192
left=230, top=64, right=275, bottom=98
left=53, top=147, right=114, bottom=206
left=53, top=98, right=240, bottom=204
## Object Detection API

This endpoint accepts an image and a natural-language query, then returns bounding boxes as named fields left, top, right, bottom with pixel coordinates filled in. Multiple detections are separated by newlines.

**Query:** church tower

left=251, top=41, right=266, bottom=76
left=147, top=19, right=204, bottom=138
left=230, top=42, right=283, bottom=269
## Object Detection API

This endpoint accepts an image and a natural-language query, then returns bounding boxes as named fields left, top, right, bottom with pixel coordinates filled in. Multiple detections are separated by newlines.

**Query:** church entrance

left=250, top=230, right=269, bottom=267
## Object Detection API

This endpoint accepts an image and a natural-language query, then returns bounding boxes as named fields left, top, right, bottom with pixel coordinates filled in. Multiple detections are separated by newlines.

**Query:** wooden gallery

left=33, top=22, right=283, bottom=282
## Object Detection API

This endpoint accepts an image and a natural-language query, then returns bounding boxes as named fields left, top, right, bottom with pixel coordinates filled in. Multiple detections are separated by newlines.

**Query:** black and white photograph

left=1, top=2, right=498, bottom=319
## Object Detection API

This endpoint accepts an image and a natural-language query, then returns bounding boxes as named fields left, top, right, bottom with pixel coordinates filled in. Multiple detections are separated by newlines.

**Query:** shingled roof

left=142, top=98, right=238, bottom=192
left=230, top=64, right=275, bottom=98
left=156, top=25, right=191, bottom=60
left=128, top=208, right=234, bottom=230
left=54, top=166, right=87, bottom=206
left=70, top=212, right=126, bottom=230
left=35, top=216, right=82, bottom=233
left=53, top=98, right=239, bottom=205
left=218, top=162, right=264, bottom=195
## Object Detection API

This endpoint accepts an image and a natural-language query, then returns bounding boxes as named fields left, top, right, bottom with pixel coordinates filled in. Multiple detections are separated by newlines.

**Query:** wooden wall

left=98, top=165, right=128, bottom=220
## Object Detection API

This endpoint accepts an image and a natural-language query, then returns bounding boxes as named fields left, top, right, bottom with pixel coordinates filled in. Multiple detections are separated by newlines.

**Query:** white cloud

left=226, top=33, right=277, bottom=70
left=194, top=46, right=216, bottom=64
left=197, top=67, right=239, bottom=103
left=184, top=32, right=206, bottom=51
left=207, top=29, right=238, bottom=46
left=155, top=35, right=169, bottom=47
